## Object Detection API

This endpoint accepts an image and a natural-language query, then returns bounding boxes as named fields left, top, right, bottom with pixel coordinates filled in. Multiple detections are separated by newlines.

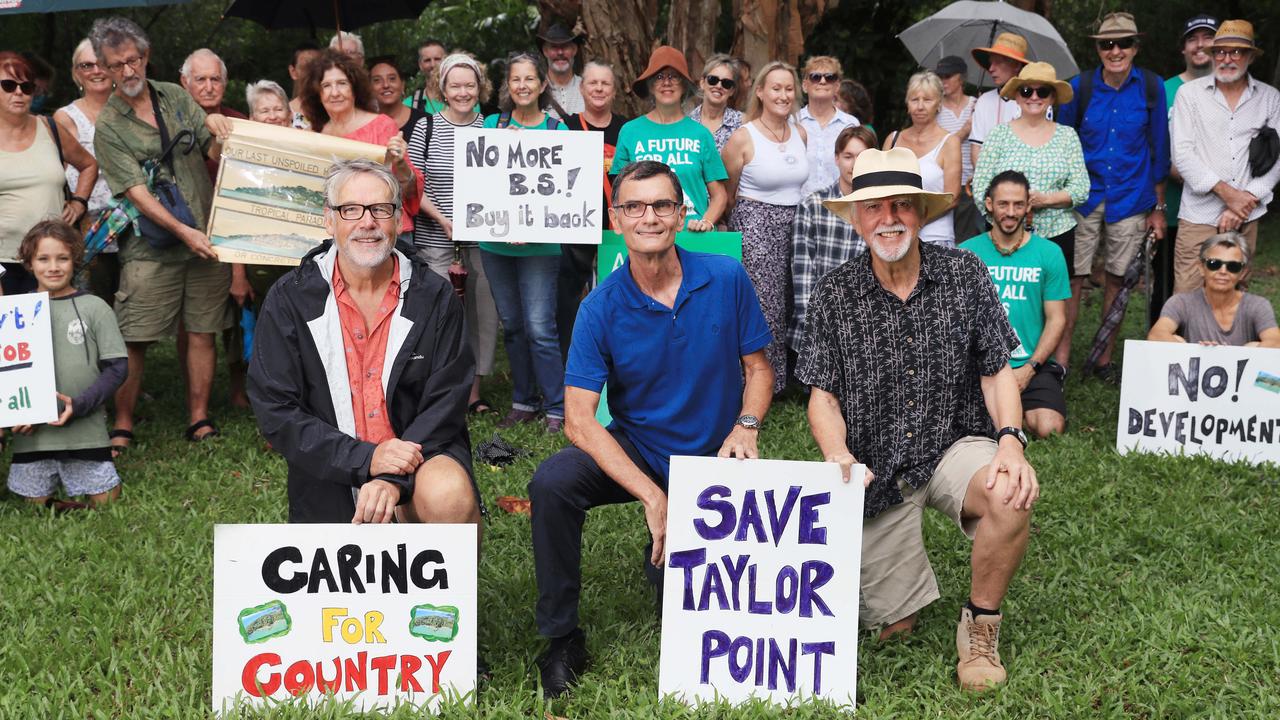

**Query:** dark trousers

left=556, top=244, right=597, bottom=361
left=1149, top=224, right=1176, bottom=326
left=529, top=428, right=664, bottom=638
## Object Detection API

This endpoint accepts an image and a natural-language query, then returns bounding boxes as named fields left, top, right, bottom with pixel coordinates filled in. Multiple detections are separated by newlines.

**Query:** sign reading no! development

left=212, top=524, right=477, bottom=714
left=452, top=127, right=603, bottom=245
left=659, top=456, right=864, bottom=708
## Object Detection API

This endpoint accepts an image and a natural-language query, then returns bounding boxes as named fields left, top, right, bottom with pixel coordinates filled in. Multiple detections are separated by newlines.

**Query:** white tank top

left=916, top=133, right=955, bottom=248
left=737, top=120, right=809, bottom=206
left=61, top=102, right=113, bottom=214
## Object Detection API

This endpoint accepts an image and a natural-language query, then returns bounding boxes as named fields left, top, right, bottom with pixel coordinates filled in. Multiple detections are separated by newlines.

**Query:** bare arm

left=696, top=180, right=727, bottom=231
left=979, top=364, right=1038, bottom=510
left=56, top=123, right=98, bottom=222
left=1147, top=316, right=1186, bottom=343
left=717, top=349, right=773, bottom=459
left=940, top=134, right=961, bottom=211
left=806, top=386, right=871, bottom=487
left=1257, top=326, right=1280, bottom=349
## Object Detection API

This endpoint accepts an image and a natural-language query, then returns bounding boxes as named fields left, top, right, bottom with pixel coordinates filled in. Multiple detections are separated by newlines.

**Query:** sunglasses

left=0, top=79, right=36, bottom=95
left=704, top=74, right=736, bottom=91
left=1018, top=85, right=1054, bottom=99
left=1097, top=38, right=1136, bottom=51
left=808, top=72, right=839, bottom=84
left=1203, top=258, right=1245, bottom=273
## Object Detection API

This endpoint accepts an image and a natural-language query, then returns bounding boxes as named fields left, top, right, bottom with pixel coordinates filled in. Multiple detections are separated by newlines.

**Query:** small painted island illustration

left=409, top=604, right=460, bottom=642
left=237, top=600, right=292, bottom=644
left=211, top=232, right=320, bottom=260
left=221, top=183, right=325, bottom=213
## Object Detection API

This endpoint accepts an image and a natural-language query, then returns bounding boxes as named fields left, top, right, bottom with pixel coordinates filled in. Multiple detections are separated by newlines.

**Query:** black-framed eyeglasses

left=0, top=79, right=36, bottom=95
left=1213, top=48, right=1249, bottom=59
left=1096, top=38, right=1136, bottom=51
left=1018, top=85, right=1054, bottom=99
left=330, top=202, right=399, bottom=221
left=1203, top=258, right=1245, bottom=273
left=613, top=200, right=681, bottom=218
left=104, top=55, right=144, bottom=73
left=653, top=71, right=683, bottom=85
left=704, top=74, right=736, bottom=90
left=808, top=72, right=839, bottom=84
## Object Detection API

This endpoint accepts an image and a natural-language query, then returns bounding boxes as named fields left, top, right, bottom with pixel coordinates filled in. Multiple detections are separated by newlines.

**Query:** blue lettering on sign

left=699, top=630, right=835, bottom=693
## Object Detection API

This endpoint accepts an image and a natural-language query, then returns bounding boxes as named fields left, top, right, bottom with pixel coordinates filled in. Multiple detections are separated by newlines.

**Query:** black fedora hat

left=538, top=22, right=584, bottom=45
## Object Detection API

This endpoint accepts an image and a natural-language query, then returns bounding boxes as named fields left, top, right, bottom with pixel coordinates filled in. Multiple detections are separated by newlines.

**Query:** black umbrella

left=223, top=0, right=430, bottom=32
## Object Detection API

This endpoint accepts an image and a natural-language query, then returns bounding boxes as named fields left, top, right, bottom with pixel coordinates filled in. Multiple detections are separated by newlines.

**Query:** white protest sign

left=0, top=292, right=57, bottom=427
left=659, top=456, right=864, bottom=708
left=1117, top=339, right=1280, bottom=464
left=452, top=126, right=603, bottom=244
left=212, top=524, right=476, bottom=714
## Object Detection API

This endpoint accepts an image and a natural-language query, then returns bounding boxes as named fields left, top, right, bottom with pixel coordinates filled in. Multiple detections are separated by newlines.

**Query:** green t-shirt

left=11, top=293, right=127, bottom=453
left=476, top=113, right=565, bottom=258
left=959, top=233, right=1070, bottom=368
left=610, top=116, right=728, bottom=223
left=1164, top=74, right=1186, bottom=226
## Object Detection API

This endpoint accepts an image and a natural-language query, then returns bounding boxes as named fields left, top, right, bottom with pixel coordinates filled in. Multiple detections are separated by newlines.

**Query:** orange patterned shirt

left=333, top=256, right=401, bottom=444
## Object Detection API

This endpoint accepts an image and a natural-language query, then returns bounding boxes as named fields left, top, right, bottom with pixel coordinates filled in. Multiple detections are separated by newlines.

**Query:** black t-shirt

left=565, top=113, right=628, bottom=229
left=399, top=107, right=429, bottom=142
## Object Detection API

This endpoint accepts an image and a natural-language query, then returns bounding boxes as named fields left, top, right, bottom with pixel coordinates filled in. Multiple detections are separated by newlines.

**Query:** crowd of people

left=1, top=7, right=1279, bottom=703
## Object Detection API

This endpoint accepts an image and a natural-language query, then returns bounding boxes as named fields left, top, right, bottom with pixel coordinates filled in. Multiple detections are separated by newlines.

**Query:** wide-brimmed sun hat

left=972, top=32, right=1030, bottom=69
left=631, top=45, right=692, bottom=98
left=1090, top=12, right=1143, bottom=40
left=537, top=22, right=584, bottom=46
left=1213, top=19, right=1264, bottom=55
left=822, top=147, right=954, bottom=226
left=999, top=61, right=1073, bottom=103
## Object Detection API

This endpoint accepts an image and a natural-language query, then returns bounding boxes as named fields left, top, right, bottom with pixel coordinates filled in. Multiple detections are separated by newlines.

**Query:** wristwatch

left=736, top=414, right=761, bottom=431
left=1030, top=360, right=1043, bottom=372
left=997, top=426, right=1028, bottom=449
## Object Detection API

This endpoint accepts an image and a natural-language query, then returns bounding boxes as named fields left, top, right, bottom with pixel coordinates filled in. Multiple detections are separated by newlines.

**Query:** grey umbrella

left=898, top=0, right=1079, bottom=88
left=0, top=0, right=191, bottom=13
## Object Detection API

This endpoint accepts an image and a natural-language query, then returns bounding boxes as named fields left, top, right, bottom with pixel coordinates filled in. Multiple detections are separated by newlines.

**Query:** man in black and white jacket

left=248, top=158, right=479, bottom=527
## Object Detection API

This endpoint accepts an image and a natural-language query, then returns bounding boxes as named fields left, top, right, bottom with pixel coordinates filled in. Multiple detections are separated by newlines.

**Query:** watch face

left=737, top=415, right=760, bottom=429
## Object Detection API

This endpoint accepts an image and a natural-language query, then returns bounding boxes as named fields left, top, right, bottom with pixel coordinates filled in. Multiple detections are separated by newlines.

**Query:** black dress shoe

left=536, top=628, right=588, bottom=699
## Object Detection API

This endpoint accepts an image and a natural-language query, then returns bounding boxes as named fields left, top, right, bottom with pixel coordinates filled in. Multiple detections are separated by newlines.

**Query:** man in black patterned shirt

left=796, top=148, right=1040, bottom=692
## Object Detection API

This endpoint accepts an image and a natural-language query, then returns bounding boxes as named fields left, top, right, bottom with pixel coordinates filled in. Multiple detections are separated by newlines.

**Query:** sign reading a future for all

left=0, top=292, right=57, bottom=427
left=1117, top=340, right=1280, bottom=465
left=212, top=524, right=477, bottom=714
left=658, top=456, right=864, bottom=708
left=452, top=127, right=603, bottom=245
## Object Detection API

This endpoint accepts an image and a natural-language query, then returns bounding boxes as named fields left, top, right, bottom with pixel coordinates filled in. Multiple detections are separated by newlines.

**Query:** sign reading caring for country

left=452, top=127, right=603, bottom=244
left=212, top=524, right=476, bottom=714
left=1117, top=340, right=1280, bottom=464
left=658, top=456, right=863, bottom=708
left=0, top=292, right=56, bottom=427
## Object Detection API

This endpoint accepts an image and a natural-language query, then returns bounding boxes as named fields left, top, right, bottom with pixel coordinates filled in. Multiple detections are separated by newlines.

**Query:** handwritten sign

left=658, top=456, right=863, bottom=708
left=1117, top=340, right=1280, bottom=464
left=0, top=292, right=56, bottom=427
left=208, top=119, right=388, bottom=266
left=452, top=127, right=603, bottom=244
left=212, top=524, right=477, bottom=714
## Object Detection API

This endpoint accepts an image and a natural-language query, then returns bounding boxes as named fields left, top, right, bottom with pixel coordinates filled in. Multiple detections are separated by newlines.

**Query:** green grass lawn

left=2, top=233, right=1278, bottom=719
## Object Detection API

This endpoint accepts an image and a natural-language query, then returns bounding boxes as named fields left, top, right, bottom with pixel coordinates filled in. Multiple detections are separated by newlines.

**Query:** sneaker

left=545, top=417, right=564, bottom=434
left=1091, top=363, right=1119, bottom=385
left=536, top=628, right=588, bottom=699
left=497, top=408, right=538, bottom=429
left=956, top=608, right=1006, bottom=691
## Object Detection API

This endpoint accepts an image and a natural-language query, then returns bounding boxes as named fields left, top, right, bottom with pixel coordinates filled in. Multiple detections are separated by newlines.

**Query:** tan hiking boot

left=956, top=607, right=1006, bottom=691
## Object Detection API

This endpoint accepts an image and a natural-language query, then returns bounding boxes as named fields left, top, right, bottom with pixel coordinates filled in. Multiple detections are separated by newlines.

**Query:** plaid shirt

left=788, top=181, right=865, bottom=349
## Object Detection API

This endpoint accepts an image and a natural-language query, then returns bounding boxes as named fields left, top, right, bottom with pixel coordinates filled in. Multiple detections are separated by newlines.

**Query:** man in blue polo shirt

left=1055, top=11, right=1170, bottom=380
left=528, top=159, right=773, bottom=699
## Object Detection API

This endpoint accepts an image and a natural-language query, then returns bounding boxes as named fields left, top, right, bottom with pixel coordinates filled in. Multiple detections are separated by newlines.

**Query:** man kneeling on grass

left=797, top=148, right=1040, bottom=691
left=248, top=159, right=480, bottom=528
left=529, top=160, right=773, bottom=698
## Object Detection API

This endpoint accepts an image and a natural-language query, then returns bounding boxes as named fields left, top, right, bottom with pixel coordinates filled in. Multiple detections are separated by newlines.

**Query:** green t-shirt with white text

left=610, top=116, right=728, bottom=223
left=959, top=233, right=1070, bottom=367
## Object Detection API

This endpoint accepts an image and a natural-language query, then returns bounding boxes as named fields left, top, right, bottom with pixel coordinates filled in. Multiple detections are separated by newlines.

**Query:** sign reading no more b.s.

left=452, top=127, right=603, bottom=245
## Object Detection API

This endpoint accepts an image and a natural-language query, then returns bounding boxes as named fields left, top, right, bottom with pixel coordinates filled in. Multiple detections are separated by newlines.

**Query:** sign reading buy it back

left=212, top=524, right=477, bottom=714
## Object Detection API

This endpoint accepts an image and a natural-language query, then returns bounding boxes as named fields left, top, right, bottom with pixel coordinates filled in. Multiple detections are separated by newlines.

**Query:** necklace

left=757, top=118, right=788, bottom=152
left=994, top=230, right=1029, bottom=256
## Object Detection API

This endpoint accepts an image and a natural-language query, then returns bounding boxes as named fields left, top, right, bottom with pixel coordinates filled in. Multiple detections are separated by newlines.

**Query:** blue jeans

left=481, top=251, right=564, bottom=418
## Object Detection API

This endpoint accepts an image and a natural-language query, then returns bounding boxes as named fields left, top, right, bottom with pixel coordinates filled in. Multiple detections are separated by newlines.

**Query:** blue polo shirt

left=1057, top=66, right=1170, bottom=222
left=565, top=247, right=771, bottom=480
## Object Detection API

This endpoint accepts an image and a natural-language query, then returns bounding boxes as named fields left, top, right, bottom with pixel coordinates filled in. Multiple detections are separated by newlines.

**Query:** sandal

left=185, top=419, right=221, bottom=442
left=109, top=428, right=133, bottom=459
left=468, top=399, right=495, bottom=415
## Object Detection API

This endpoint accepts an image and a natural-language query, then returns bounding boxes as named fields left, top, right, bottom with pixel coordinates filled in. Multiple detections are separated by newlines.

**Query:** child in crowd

left=4, top=220, right=127, bottom=509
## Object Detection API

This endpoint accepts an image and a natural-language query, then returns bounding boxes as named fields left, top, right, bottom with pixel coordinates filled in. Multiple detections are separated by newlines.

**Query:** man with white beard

left=539, top=22, right=585, bottom=117
left=248, top=159, right=481, bottom=529
left=1171, top=19, right=1280, bottom=292
left=796, top=147, right=1039, bottom=692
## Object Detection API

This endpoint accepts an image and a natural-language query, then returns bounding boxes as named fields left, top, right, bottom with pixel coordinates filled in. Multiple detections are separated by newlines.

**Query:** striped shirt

left=407, top=111, right=484, bottom=249
left=937, top=96, right=976, bottom=184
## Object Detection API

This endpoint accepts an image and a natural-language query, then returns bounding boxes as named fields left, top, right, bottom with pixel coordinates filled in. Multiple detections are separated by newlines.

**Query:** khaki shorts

left=859, top=435, right=996, bottom=628
left=115, top=258, right=233, bottom=342
left=1173, top=219, right=1259, bottom=294
left=1073, top=203, right=1148, bottom=277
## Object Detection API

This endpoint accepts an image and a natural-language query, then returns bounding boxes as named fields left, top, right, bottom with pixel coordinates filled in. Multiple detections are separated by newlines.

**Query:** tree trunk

left=580, top=0, right=657, bottom=115
left=667, top=0, right=721, bottom=79
left=732, top=0, right=836, bottom=72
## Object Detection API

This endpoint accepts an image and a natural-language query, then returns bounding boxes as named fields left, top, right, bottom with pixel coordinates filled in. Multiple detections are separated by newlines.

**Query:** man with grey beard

left=1171, top=19, right=1280, bottom=292
left=248, top=159, right=481, bottom=530
left=796, top=147, right=1039, bottom=692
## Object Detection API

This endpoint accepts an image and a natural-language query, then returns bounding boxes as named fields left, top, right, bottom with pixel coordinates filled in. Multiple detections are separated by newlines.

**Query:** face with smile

left=611, top=174, right=686, bottom=256
left=986, top=55, right=1021, bottom=86
left=649, top=66, right=686, bottom=109
left=418, top=44, right=444, bottom=78
left=251, top=92, right=290, bottom=127
left=320, top=67, right=354, bottom=117
left=507, top=60, right=543, bottom=111
left=369, top=62, right=405, bottom=111
left=100, top=41, right=148, bottom=99
left=1014, top=83, right=1053, bottom=118
left=1096, top=37, right=1138, bottom=77
left=1213, top=46, right=1253, bottom=84
left=855, top=194, right=921, bottom=263
left=700, top=62, right=735, bottom=108
left=72, top=46, right=111, bottom=96
left=443, top=65, right=479, bottom=114
left=1183, top=29, right=1216, bottom=71
left=183, top=53, right=226, bottom=112
left=543, top=41, right=577, bottom=78
left=1201, top=244, right=1246, bottom=292
left=326, top=173, right=400, bottom=271
left=756, top=68, right=796, bottom=119
left=581, top=64, right=615, bottom=114
left=29, top=236, right=76, bottom=296
left=984, top=181, right=1029, bottom=237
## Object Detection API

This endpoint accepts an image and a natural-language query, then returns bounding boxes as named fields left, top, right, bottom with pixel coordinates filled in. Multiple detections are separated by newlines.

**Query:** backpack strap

left=547, top=116, right=560, bottom=130
left=1073, top=70, right=1094, bottom=131
left=496, top=111, right=512, bottom=129
left=418, top=113, right=434, bottom=168
left=45, top=115, right=65, bottom=166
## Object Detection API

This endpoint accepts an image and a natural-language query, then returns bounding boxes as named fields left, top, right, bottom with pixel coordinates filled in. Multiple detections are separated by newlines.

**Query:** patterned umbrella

left=1082, top=229, right=1155, bottom=375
